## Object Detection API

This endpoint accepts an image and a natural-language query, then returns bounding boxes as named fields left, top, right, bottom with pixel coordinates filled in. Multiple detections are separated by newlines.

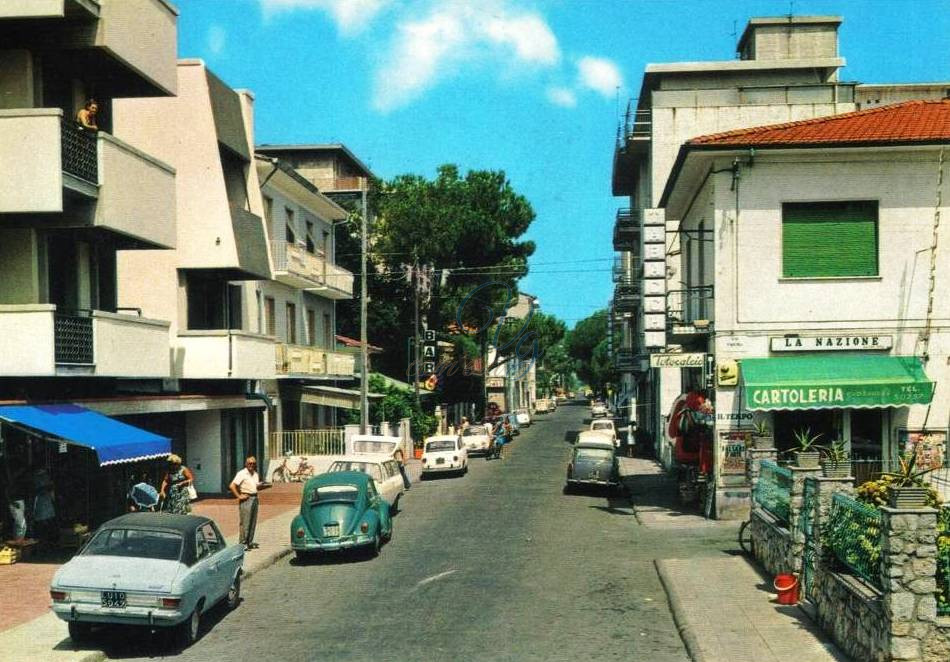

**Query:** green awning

left=741, top=355, right=934, bottom=411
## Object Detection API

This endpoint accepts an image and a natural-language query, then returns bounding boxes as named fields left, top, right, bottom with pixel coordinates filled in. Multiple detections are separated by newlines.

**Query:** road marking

left=412, top=569, right=457, bottom=591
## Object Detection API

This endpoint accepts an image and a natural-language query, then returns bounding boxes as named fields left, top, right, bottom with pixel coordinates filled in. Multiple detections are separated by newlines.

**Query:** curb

left=655, top=559, right=709, bottom=662
left=242, top=545, right=293, bottom=581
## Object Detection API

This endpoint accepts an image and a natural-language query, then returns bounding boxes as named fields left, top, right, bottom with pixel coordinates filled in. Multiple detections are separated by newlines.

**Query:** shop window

left=782, top=201, right=878, bottom=278
left=773, top=410, right=839, bottom=456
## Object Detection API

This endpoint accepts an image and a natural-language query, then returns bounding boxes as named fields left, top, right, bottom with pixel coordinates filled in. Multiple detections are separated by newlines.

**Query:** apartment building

left=0, top=0, right=181, bottom=526
left=612, top=14, right=950, bottom=517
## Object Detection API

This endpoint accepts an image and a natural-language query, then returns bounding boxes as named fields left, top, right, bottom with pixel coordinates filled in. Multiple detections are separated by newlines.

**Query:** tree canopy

left=566, top=309, right=616, bottom=394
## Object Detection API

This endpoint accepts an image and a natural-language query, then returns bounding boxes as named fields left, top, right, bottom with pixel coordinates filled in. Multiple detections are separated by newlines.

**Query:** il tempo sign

left=770, top=335, right=892, bottom=352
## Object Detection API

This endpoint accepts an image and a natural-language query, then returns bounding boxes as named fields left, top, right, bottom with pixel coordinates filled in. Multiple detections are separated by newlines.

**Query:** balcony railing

left=667, top=286, right=714, bottom=328
left=314, top=176, right=367, bottom=192
left=324, top=262, right=355, bottom=297
left=276, top=344, right=357, bottom=376
left=61, top=119, right=98, bottom=184
left=54, top=310, right=94, bottom=364
left=268, top=428, right=345, bottom=458
left=616, top=102, right=652, bottom=148
left=612, top=257, right=637, bottom=283
left=613, top=208, right=641, bottom=252
left=614, top=288, right=639, bottom=312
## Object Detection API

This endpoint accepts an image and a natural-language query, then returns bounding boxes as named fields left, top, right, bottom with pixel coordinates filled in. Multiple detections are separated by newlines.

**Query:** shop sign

left=486, top=377, right=504, bottom=388
left=770, top=335, right=892, bottom=352
left=650, top=352, right=705, bottom=368
left=748, top=383, right=932, bottom=409
left=716, top=411, right=754, bottom=424
left=899, top=429, right=947, bottom=472
left=719, top=430, right=752, bottom=477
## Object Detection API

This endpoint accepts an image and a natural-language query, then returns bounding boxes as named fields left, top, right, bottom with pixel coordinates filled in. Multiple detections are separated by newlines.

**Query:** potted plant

left=820, top=439, right=850, bottom=478
left=791, top=427, right=823, bottom=468
left=883, top=452, right=934, bottom=509
left=751, top=418, right=774, bottom=449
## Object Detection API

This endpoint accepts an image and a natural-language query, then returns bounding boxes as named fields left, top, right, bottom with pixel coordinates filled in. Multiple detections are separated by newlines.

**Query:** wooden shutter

left=782, top=201, right=878, bottom=278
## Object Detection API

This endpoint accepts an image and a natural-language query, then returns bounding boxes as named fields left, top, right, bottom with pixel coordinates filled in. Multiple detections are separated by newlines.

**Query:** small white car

left=591, top=402, right=608, bottom=418
left=535, top=399, right=552, bottom=414
left=349, top=434, right=405, bottom=460
left=461, top=426, right=491, bottom=454
left=589, top=419, right=619, bottom=448
left=421, top=435, right=468, bottom=477
left=327, top=454, right=406, bottom=513
left=575, top=430, right=616, bottom=450
left=515, top=409, right=531, bottom=426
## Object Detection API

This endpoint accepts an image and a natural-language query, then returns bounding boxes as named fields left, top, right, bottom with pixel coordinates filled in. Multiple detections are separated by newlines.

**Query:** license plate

left=101, top=591, right=127, bottom=608
left=436, top=458, right=445, bottom=465
left=323, top=524, right=340, bottom=538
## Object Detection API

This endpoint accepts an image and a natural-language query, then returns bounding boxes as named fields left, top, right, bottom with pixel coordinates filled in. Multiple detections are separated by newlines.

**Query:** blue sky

left=175, top=0, right=950, bottom=327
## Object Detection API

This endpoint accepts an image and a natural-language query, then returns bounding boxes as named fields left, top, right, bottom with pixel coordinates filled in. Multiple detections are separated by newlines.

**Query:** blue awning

left=0, top=404, right=171, bottom=466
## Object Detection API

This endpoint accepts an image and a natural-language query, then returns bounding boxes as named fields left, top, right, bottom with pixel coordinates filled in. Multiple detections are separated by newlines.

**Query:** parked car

left=565, top=442, right=621, bottom=494
left=515, top=409, right=532, bottom=426
left=350, top=434, right=404, bottom=460
left=461, top=425, right=492, bottom=454
left=589, top=419, right=619, bottom=448
left=575, top=430, right=616, bottom=450
left=590, top=401, right=608, bottom=418
left=292, top=471, right=392, bottom=560
left=50, top=513, right=243, bottom=646
left=421, top=435, right=468, bottom=477
left=535, top=399, right=552, bottom=414
left=327, top=455, right=405, bottom=513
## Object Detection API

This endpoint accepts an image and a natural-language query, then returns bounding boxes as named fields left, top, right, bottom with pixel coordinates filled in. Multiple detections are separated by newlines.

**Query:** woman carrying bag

left=159, top=454, right=195, bottom=514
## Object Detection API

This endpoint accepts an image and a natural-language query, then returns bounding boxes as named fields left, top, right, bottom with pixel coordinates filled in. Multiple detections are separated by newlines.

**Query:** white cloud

left=372, top=1, right=561, bottom=112
left=207, top=25, right=226, bottom=56
left=546, top=86, right=576, bottom=108
left=576, top=55, right=623, bottom=98
left=259, top=0, right=389, bottom=35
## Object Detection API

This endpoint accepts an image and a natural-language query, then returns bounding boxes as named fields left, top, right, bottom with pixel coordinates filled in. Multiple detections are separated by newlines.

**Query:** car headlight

left=360, top=522, right=369, bottom=533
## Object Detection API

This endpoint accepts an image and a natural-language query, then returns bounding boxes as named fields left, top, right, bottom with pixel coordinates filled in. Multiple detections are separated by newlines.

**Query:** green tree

left=566, top=310, right=615, bottom=394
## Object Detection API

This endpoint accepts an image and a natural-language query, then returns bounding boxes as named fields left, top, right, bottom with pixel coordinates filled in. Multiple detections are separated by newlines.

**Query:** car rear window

left=311, top=485, right=360, bottom=504
left=462, top=428, right=483, bottom=436
left=329, top=461, right=382, bottom=481
left=576, top=448, right=613, bottom=461
left=592, top=422, right=612, bottom=429
left=352, top=441, right=397, bottom=455
left=426, top=440, right=455, bottom=452
left=83, top=528, right=183, bottom=561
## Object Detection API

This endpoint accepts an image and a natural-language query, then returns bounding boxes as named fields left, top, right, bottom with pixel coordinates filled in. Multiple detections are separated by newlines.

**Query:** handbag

left=186, top=485, right=198, bottom=501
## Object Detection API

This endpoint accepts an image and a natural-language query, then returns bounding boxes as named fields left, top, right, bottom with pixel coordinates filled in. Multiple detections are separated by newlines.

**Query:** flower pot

left=794, top=450, right=821, bottom=468
left=413, top=447, right=423, bottom=460
left=820, top=461, right=849, bottom=478
left=887, top=486, right=930, bottom=509
left=753, top=434, right=774, bottom=450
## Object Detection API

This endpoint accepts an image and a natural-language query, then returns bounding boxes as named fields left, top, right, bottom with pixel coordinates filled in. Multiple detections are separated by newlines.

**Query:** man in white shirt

left=229, top=456, right=266, bottom=550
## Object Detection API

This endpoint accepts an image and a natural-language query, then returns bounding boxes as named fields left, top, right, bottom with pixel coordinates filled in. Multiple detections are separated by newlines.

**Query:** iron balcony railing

left=268, top=428, right=345, bottom=459
left=613, top=207, right=641, bottom=252
left=616, top=102, right=652, bottom=147
left=54, top=310, right=94, bottom=364
left=612, top=257, right=638, bottom=284
left=614, top=283, right=639, bottom=311
left=61, top=119, right=98, bottom=184
left=667, top=285, right=714, bottom=328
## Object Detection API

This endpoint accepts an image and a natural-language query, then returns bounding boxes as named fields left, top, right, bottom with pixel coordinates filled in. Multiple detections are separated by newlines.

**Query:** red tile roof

left=335, top=334, right=383, bottom=353
left=689, top=99, right=950, bottom=147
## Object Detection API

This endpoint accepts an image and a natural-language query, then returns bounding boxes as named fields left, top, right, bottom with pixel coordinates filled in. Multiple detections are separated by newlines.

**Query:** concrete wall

left=174, top=330, right=275, bottom=380
left=187, top=410, right=223, bottom=494
left=0, top=109, right=63, bottom=212
left=0, top=49, right=35, bottom=108
left=0, top=229, right=40, bottom=303
left=0, top=304, right=55, bottom=374
left=93, top=311, right=170, bottom=377
left=96, top=0, right=178, bottom=96
left=749, top=24, right=838, bottom=60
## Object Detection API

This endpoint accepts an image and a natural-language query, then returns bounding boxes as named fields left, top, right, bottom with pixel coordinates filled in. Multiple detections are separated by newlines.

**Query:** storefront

left=740, top=354, right=935, bottom=482
left=0, top=404, right=171, bottom=540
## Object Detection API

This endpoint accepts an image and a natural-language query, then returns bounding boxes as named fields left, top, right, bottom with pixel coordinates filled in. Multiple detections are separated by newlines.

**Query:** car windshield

left=328, top=461, right=382, bottom=481
left=352, top=441, right=397, bottom=455
left=83, top=528, right=183, bottom=561
left=576, top=448, right=614, bottom=460
left=462, top=428, right=483, bottom=436
left=426, top=440, right=455, bottom=452
left=592, top=422, right=612, bottom=430
left=310, top=485, right=360, bottom=504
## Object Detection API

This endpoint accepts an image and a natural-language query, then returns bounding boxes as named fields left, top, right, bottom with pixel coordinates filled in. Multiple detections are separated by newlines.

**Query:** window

left=286, top=302, right=297, bottom=344
left=307, top=309, right=316, bottom=346
left=322, top=230, right=330, bottom=257
left=264, top=297, right=276, bottom=336
left=263, top=196, right=273, bottom=223
left=323, top=313, right=332, bottom=348
left=306, top=221, right=316, bottom=254
left=285, top=207, right=296, bottom=244
left=782, top=201, right=878, bottom=278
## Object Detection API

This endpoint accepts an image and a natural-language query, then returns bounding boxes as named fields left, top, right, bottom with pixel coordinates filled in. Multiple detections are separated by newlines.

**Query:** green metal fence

left=754, top=460, right=793, bottom=524
left=938, top=507, right=950, bottom=616
left=827, top=493, right=883, bottom=588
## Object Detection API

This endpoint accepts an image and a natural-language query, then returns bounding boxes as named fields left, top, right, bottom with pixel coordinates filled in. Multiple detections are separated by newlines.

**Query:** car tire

left=370, top=534, right=381, bottom=558
left=68, top=621, right=93, bottom=643
left=563, top=484, right=573, bottom=495
left=390, top=494, right=400, bottom=515
left=177, top=602, right=202, bottom=647
left=295, top=549, right=312, bottom=563
left=226, top=572, right=241, bottom=610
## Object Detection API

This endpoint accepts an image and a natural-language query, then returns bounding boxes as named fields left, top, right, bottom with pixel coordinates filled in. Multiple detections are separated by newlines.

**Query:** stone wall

left=751, top=508, right=795, bottom=577
left=811, top=570, right=886, bottom=662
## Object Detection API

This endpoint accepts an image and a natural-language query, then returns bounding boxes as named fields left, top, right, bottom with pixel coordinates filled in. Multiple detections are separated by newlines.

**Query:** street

left=99, top=403, right=739, bottom=662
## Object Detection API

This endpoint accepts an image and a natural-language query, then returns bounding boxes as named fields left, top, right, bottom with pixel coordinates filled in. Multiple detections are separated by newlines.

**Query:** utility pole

left=413, top=254, right=421, bottom=408
left=359, top=178, right=369, bottom=434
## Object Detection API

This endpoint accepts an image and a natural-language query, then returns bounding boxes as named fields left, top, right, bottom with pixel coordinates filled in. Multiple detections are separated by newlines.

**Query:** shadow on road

left=621, top=469, right=704, bottom=518
left=563, top=430, right=578, bottom=444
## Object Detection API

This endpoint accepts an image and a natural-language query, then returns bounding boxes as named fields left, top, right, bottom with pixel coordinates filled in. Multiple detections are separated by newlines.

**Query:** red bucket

left=773, top=573, right=799, bottom=605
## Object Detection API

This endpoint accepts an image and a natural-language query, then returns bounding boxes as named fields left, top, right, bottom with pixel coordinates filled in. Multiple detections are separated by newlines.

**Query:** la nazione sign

left=650, top=353, right=705, bottom=368
left=770, top=335, right=892, bottom=352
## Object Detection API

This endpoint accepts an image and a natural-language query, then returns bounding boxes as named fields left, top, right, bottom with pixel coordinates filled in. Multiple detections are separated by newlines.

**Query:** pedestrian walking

left=394, top=448, right=411, bottom=490
left=32, top=468, right=57, bottom=545
left=229, top=456, right=268, bottom=550
left=159, top=454, right=194, bottom=515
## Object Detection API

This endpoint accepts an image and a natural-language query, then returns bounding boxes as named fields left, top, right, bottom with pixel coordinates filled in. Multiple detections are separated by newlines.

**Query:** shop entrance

left=773, top=410, right=840, bottom=456
left=850, top=409, right=883, bottom=485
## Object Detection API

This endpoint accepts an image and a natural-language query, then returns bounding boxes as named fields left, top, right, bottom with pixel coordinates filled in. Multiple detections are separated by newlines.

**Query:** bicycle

left=738, top=517, right=754, bottom=556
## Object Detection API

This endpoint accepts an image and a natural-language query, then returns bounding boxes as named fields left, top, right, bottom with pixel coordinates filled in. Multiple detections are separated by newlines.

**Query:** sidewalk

left=618, top=457, right=849, bottom=662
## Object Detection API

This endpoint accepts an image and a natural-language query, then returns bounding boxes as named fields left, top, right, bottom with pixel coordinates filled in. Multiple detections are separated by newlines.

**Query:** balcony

left=0, top=111, right=176, bottom=248
left=613, top=208, right=641, bottom=252
left=612, top=256, right=637, bottom=284
left=614, top=285, right=639, bottom=312
left=175, top=330, right=275, bottom=380
left=667, top=286, right=715, bottom=343
left=323, top=262, right=355, bottom=299
left=0, top=0, right=178, bottom=97
left=269, top=241, right=354, bottom=298
left=313, top=176, right=367, bottom=193
left=275, top=344, right=357, bottom=377
left=0, top=305, right=170, bottom=377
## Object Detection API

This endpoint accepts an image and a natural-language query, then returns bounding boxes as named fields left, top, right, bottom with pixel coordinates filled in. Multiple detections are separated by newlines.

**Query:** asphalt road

left=104, top=403, right=739, bottom=662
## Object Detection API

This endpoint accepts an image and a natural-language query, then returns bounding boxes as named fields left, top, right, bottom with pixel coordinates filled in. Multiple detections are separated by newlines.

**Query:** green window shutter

left=782, top=201, right=878, bottom=278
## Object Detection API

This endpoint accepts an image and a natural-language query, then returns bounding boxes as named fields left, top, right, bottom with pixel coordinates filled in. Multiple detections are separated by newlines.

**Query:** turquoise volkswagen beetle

left=291, top=471, right=393, bottom=560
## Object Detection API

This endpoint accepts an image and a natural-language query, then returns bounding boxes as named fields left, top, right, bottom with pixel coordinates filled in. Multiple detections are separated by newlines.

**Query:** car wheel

left=295, top=549, right=311, bottom=563
left=390, top=494, right=400, bottom=515
left=68, top=621, right=93, bottom=643
left=177, top=602, right=202, bottom=647
left=226, top=572, right=241, bottom=610
left=369, top=534, right=381, bottom=558
left=562, top=484, right=573, bottom=495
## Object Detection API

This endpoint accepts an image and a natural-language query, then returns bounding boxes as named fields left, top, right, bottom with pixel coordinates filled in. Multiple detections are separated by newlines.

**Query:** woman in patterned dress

left=159, top=454, right=194, bottom=514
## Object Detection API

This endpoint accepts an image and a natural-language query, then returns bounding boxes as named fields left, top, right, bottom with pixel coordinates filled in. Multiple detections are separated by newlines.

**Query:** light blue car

left=50, top=513, right=244, bottom=646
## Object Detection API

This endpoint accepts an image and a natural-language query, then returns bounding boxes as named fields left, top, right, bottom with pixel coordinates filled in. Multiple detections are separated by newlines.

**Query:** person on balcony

left=75, top=99, right=99, bottom=132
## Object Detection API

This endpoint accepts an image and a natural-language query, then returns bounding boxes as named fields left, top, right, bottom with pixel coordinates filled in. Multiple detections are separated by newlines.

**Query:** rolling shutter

left=782, top=201, right=878, bottom=278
